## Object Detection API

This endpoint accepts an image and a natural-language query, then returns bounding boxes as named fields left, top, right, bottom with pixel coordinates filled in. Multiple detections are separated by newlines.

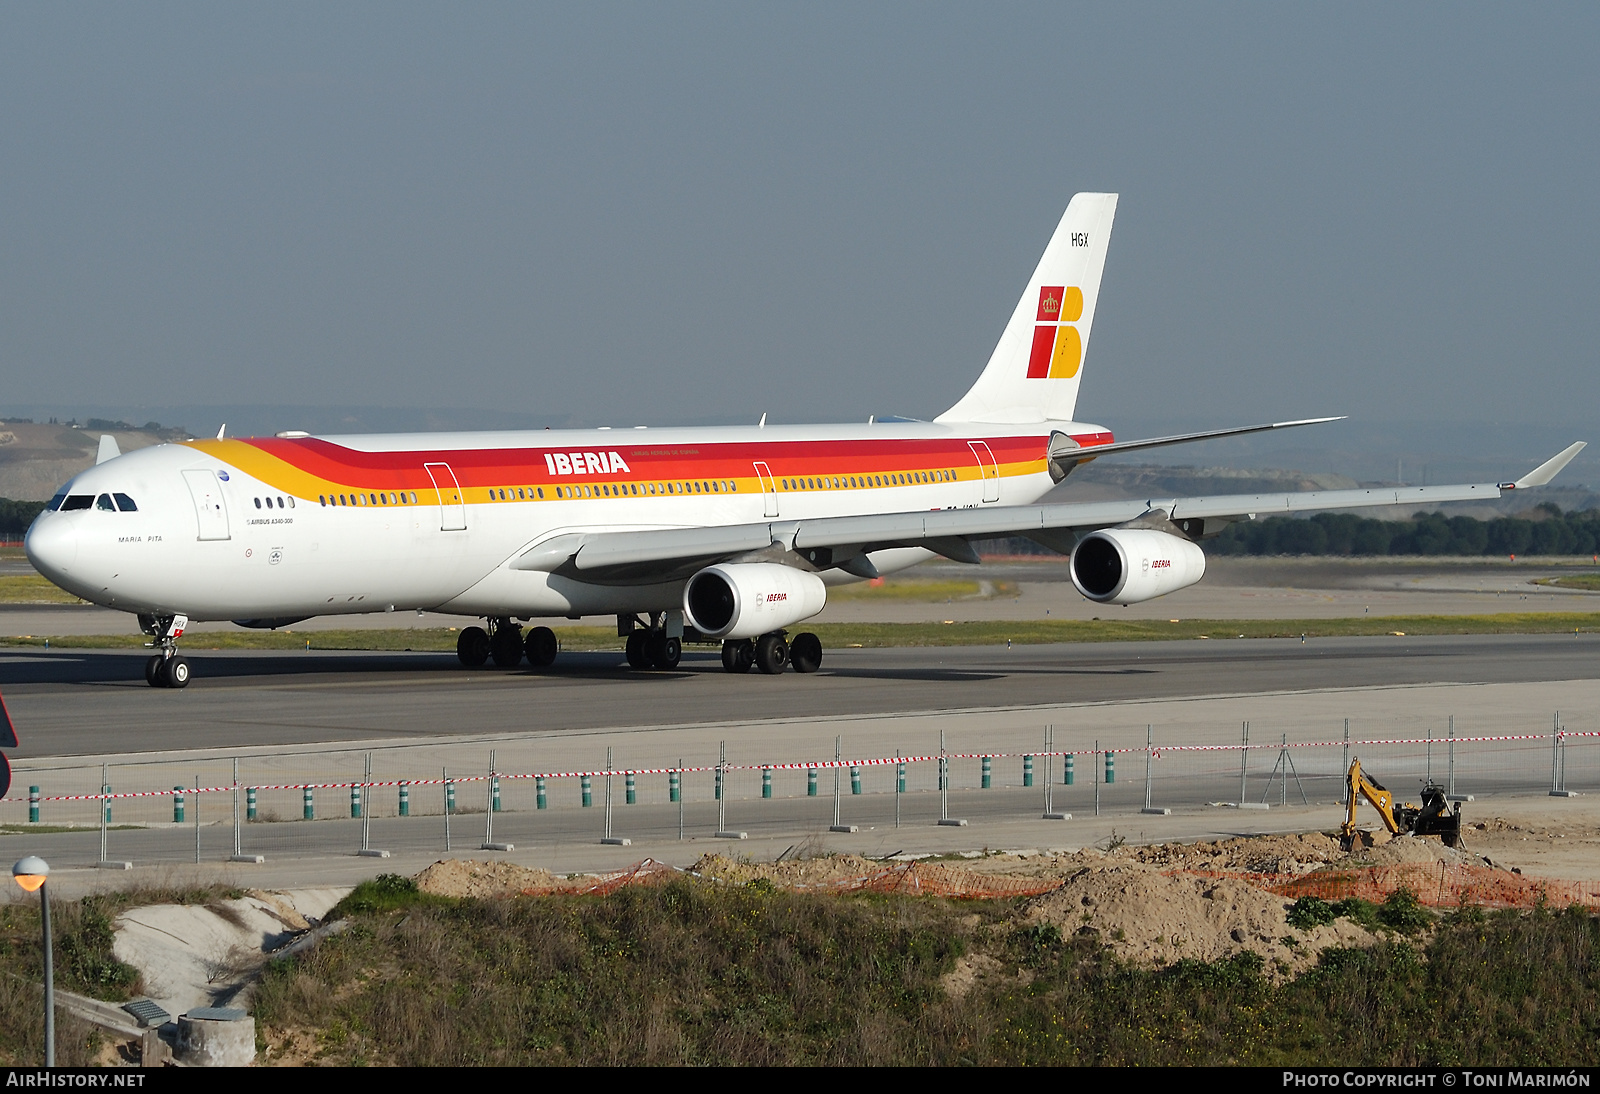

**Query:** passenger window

left=253, top=497, right=262, bottom=509
left=537, top=487, right=544, bottom=499
left=287, top=497, right=295, bottom=508
left=320, top=495, right=327, bottom=506
left=277, top=497, right=285, bottom=508
left=96, top=494, right=116, bottom=511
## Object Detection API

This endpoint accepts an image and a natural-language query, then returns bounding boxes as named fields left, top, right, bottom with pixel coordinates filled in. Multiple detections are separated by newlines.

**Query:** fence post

left=444, top=767, right=453, bottom=852
left=830, top=736, right=855, bottom=832
left=193, top=774, right=200, bottom=865
left=677, top=758, right=684, bottom=841
left=1141, top=724, right=1169, bottom=815
left=1093, top=739, right=1099, bottom=817
left=360, top=753, right=390, bottom=858
left=937, top=728, right=966, bottom=826
left=714, top=740, right=747, bottom=839
left=1043, top=725, right=1068, bottom=820
left=601, top=746, right=629, bottom=846
left=1341, top=718, right=1350, bottom=803
left=1447, top=716, right=1456, bottom=798
left=228, top=757, right=262, bottom=864
left=1551, top=712, right=1576, bottom=797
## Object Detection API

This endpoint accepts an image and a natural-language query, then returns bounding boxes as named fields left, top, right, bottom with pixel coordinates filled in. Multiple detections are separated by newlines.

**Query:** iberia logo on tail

left=1026, top=285, right=1084, bottom=379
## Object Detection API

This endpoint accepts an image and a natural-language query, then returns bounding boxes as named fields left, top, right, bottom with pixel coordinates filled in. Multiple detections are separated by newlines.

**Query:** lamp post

left=12, top=856, right=52, bottom=1067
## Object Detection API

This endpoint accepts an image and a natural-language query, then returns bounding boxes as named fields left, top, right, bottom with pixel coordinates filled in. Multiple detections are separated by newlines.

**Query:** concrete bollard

left=246, top=786, right=257, bottom=821
left=1065, top=753, right=1074, bottom=785
left=536, top=776, right=547, bottom=810
left=850, top=767, right=861, bottom=795
left=173, top=787, right=185, bottom=824
left=807, top=767, right=818, bottom=797
left=176, top=1007, right=255, bottom=1067
left=762, top=767, right=772, bottom=799
left=581, top=774, right=592, bottom=807
left=398, top=782, right=410, bottom=817
left=1105, top=751, right=1115, bottom=784
left=350, top=782, right=362, bottom=819
left=626, top=770, right=637, bottom=805
left=28, top=785, right=39, bottom=823
left=668, top=770, right=679, bottom=803
left=1023, top=754, right=1034, bottom=788
left=302, top=785, right=314, bottom=821
left=981, top=756, right=992, bottom=789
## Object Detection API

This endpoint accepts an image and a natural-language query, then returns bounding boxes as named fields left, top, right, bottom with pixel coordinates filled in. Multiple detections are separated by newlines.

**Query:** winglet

left=1505, top=442, right=1587, bottom=489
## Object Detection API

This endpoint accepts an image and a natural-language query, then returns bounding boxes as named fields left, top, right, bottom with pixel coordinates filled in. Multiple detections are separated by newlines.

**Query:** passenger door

left=968, top=441, right=1001, bottom=503
left=752, top=461, right=779, bottom=518
left=423, top=462, right=467, bottom=531
left=181, top=469, right=231, bottom=540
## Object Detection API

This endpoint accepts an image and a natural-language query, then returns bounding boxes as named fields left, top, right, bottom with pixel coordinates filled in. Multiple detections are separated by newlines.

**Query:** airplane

left=23, top=193, right=1587, bottom=688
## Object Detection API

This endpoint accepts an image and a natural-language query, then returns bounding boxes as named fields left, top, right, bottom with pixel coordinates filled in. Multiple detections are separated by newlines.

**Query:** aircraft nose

left=24, top=514, right=78, bottom=580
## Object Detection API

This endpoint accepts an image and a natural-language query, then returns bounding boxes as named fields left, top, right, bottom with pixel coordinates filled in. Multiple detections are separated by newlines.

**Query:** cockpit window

left=96, top=494, right=116, bottom=511
left=47, top=493, right=66, bottom=511
left=60, top=495, right=94, bottom=511
left=113, top=493, right=138, bottom=512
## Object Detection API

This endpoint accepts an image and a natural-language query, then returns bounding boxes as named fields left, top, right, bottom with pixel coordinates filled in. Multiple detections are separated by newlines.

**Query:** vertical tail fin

left=937, top=193, right=1117, bottom=424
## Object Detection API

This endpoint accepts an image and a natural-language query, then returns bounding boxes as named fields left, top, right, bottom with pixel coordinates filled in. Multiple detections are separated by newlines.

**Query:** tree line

left=1208, top=505, right=1600, bottom=557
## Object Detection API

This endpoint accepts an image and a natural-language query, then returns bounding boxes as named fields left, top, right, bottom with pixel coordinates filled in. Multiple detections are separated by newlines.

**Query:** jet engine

left=683, top=563, right=827, bottom=640
left=1069, top=528, right=1206, bottom=606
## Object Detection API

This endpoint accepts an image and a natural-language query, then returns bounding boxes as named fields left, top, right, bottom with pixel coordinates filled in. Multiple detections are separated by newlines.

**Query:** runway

left=3, top=633, right=1598, bottom=758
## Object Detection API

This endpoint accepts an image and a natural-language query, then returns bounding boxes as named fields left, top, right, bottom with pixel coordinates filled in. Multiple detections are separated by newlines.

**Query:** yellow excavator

left=1339, top=757, right=1463, bottom=852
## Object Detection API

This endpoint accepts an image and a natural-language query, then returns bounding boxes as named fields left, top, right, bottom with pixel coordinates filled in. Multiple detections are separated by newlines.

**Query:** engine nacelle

left=1070, top=529, right=1206, bottom=605
left=683, top=562, right=828, bottom=640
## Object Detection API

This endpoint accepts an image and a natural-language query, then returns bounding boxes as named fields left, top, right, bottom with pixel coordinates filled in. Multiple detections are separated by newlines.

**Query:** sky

left=2, top=4, right=1596, bottom=474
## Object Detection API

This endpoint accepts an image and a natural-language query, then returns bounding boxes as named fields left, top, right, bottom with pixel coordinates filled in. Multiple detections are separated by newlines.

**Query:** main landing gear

left=720, top=631, right=823, bottom=675
left=456, top=618, right=559, bottom=670
left=623, top=613, right=681, bottom=671
left=138, top=613, right=192, bottom=689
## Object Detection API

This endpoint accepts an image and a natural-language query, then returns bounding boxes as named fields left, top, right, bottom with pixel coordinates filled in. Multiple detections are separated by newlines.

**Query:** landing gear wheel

left=754, top=632, right=788, bottom=675
left=721, top=639, right=754, bottom=673
left=790, top=632, right=822, bottom=673
left=626, top=631, right=648, bottom=669
left=145, top=655, right=165, bottom=687
left=161, top=656, right=191, bottom=689
left=523, top=626, right=558, bottom=668
left=457, top=626, right=490, bottom=667
left=489, top=625, right=524, bottom=668
left=648, top=633, right=681, bottom=670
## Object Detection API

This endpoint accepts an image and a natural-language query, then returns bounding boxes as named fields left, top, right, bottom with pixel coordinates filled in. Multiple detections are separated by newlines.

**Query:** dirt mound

left=415, top=859, right=562, bottom=898
left=689, top=852, right=888, bottom=888
left=1125, top=832, right=1345, bottom=874
left=1023, top=861, right=1377, bottom=977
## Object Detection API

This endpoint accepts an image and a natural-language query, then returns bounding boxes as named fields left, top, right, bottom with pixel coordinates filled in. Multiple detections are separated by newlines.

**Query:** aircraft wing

left=511, top=442, right=1585, bottom=579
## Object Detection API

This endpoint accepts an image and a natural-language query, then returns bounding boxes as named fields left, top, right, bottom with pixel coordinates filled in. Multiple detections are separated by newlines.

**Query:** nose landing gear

left=139, top=614, right=192, bottom=689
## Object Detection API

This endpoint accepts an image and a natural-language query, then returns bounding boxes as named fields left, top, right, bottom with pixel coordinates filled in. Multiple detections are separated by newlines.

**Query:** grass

left=3, top=612, right=1599, bottom=652
left=0, top=575, right=83, bottom=604
left=246, top=879, right=1600, bottom=1066
left=827, top=578, right=1019, bottom=601
left=1539, top=574, right=1600, bottom=591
